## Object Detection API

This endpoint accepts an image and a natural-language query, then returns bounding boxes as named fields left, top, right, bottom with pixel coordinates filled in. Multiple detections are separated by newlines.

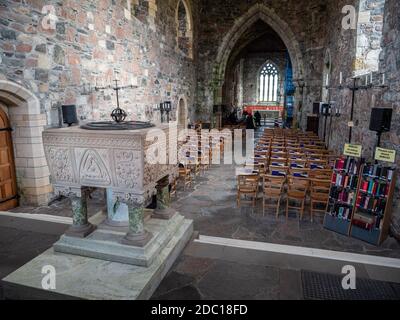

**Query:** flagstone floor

left=170, top=164, right=400, bottom=259
left=8, top=163, right=400, bottom=259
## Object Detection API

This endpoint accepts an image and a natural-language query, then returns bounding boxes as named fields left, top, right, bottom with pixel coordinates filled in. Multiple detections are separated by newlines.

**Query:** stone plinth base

left=1, top=219, right=193, bottom=300
left=53, top=213, right=186, bottom=267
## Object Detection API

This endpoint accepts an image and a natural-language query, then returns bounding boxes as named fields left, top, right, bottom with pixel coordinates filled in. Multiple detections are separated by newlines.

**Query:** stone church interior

left=0, top=0, right=400, bottom=301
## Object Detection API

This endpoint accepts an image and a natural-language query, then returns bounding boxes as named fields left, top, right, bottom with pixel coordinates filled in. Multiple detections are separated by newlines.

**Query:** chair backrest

left=287, top=176, right=309, bottom=192
left=238, top=174, right=259, bottom=191
left=264, top=176, right=285, bottom=192
left=309, top=169, right=333, bottom=180
left=269, top=157, right=288, bottom=167
left=311, top=179, right=331, bottom=194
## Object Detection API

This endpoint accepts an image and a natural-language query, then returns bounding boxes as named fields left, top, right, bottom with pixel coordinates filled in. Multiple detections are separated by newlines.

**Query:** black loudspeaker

left=313, top=102, right=320, bottom=115
left=369, top=108, right=392, bottom=132
left=61, top=105, right=78, bottom=126
left=321, top=103, right=331, bottom=116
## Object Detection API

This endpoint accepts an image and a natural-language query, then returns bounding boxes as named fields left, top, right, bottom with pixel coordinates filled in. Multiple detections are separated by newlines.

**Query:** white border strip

left=195, top=235, right=400, bottom=269
left=0, top=210, right=106, bottom=226
left=0, top=211, right=72, bottom=225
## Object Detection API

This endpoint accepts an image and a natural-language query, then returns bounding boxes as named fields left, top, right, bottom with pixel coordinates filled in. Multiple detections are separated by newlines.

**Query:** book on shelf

left=362, top=164, right=395, bottom=181
left=352, top=163, right=396, bottom=234
left=327, top=202, right=352, bottom=220
left=331, top=172, right=359, bottom=189
left=355, top=194, right=387, bottom=213
left=326, top=157, right=365, bottom=223
left=334, top=157, right=362, bottom=174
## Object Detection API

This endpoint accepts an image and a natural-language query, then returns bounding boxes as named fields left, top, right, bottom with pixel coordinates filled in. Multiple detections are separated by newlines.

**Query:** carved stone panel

left=114, top=150, right=142, bottom=190
left=75, top=148, right=111, bottom=187
left=45, top=147, right=75, bottom=183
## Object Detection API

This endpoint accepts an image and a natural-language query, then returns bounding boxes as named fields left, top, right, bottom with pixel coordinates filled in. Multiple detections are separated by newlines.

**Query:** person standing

left=254, top=111, right=262, bottom=127
left=245, top=112, right=255, bottom=130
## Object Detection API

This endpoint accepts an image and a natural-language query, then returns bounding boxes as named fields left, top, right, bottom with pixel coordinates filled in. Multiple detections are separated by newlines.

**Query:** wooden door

left=0, top=108, right=18, bottom=210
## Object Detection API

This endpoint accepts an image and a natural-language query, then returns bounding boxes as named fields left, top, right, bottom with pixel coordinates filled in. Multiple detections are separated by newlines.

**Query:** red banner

left=244, top=105, right=284, bottom=114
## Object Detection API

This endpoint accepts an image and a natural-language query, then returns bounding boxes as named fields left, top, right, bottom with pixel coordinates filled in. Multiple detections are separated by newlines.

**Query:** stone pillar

left=153, top=176, right=176, bottom=220
left=122, top=201, right=153, bottom=247
left=65, top=188, right=96, bottom=238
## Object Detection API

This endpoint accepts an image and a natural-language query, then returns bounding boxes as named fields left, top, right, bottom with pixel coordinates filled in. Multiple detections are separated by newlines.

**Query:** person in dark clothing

left=254, top=111, right=262, bottom=127
left=228, top=111, right=238, bottom=125
left=245, top=112, right=255, bottom=130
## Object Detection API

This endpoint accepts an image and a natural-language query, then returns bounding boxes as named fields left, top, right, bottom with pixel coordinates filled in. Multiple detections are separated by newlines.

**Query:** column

left=153, top=176, right=176, bottom=220
left=66, top=188, right=96, bottom=238
left=121, top=199, right=153, bottom=247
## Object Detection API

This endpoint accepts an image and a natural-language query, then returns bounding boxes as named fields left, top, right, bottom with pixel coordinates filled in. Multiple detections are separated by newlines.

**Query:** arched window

left=259, top=63, right=279, bottom=102
left=176, top=0, right=193, bottom=58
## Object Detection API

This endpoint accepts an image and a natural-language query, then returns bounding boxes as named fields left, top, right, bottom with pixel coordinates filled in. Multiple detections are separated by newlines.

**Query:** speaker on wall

left=321, top=103, right=331, bottom=116
left=369, top=108, right=392, bottom=132
left=313, top=102, right=321, bottom=115
left=61, top=105, right=78, bottom=127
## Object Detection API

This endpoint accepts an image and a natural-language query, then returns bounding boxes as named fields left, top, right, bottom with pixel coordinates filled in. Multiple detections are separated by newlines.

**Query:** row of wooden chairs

left=237, top=174, right=331, bottom=221
left=239, top=128, right=333, bottom=221
left=176, top=133, right=228, bottom=191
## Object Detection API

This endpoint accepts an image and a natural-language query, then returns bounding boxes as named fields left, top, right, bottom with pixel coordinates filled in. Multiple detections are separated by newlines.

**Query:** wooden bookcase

left=349, top=164, right=397, bottom=246
left=323, top=157, right=364, bottom=236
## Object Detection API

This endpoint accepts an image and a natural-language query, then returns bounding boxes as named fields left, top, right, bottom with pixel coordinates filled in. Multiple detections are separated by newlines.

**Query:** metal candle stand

left=324, top=73, right=388, bottom=147
left=79, top=76, right=156, bottom=131
left=156, top=101, right=172, bottom=123
left=94, top=78, right=139, bottom=123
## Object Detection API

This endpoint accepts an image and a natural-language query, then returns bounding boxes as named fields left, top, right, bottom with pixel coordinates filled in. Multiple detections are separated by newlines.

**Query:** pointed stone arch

left=0, top=80, right=51, bottom=206
left=214, top=3, right=305, bottom=87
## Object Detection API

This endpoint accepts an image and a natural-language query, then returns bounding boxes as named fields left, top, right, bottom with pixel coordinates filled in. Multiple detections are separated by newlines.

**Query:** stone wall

left=0, top=0, right=198, bottom=205
left=195, top=0, right=330, bottom=127
left=242, top=52, right=286, bottom=106
left=325, top=0, right=400, bottom=222
left=224, top=52, right=286, bottom=107
left=354, top=0, right=386, bottom=76
left=0, top=0, right=198, bottom=126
